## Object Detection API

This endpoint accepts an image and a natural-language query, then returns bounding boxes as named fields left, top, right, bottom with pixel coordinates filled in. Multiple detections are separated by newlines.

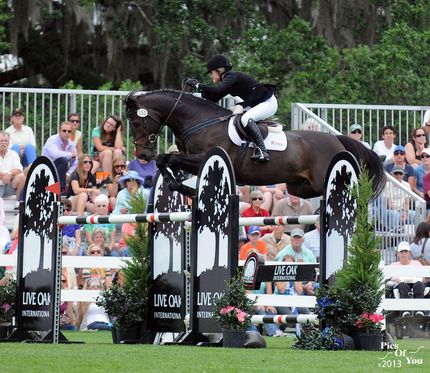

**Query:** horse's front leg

left=156, top=154, right=181, bottom=191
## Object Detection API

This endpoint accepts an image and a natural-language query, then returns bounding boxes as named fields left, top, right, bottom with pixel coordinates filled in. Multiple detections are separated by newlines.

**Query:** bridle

left=129, top=84, right=188, bottom=151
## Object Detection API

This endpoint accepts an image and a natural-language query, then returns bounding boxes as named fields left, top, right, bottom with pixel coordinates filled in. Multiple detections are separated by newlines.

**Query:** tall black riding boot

left=244, top=119, right=270, bottom=161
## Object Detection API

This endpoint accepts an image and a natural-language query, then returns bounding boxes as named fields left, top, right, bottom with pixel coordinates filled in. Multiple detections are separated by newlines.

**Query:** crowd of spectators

left=2, top=108, right=430, bottom=333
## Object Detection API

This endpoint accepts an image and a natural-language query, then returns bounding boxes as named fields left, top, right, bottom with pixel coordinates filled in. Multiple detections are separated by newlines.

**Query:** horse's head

left=125, top=91, right=163, bottom=160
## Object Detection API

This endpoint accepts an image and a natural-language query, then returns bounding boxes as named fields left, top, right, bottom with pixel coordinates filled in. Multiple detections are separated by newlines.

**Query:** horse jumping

left=125, top=89, right=385, bottom=198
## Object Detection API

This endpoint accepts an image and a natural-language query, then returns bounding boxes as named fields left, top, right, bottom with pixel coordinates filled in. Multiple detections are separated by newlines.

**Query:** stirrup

left=250, top=147, right=269, bottom=162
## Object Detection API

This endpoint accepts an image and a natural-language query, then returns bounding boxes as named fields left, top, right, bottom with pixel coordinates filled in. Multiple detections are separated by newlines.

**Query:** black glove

left=185, top=78, right=199, bottom=88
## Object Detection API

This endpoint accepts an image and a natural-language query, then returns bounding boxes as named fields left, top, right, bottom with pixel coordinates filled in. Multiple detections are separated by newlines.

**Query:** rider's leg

left=241, top=95, right=277, bottom=162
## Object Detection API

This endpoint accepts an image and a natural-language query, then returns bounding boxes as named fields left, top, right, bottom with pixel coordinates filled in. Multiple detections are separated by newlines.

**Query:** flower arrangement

left=213, top=270, right=256, bottom=330
left=355, top=313, right=384, bottom=331
left=0, top=280, right=16, bottom=323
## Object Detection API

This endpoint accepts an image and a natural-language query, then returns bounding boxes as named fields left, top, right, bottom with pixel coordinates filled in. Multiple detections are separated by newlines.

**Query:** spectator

left=303, top=220, right=321, bottom=261
left=66, top=154, right=99, bottom=215
left=5, top=108, right=37, bottom=168
left=106, top=153, right=127, bottom=209
left=84, top=195, right=116, bottom=255
left=42, top=122, right=78, bottom=194
left=68, top=113, right=83, bottom=157
left=256, top=184, right=286, bottom=213
left=128, top=150, right=158, bottom=190
left=302, top=118, right=321, bottom=131
left=239, top=226, right=268, bottom=260
left=241, top=190, right=272, bottom=236
left=390, top=241, right=425, bottom=317
left=405, top=127, right=427, bottom=168
left=272, top=194, right=313, bottom=234
left=60, top=271, right=77, bottom=331
left=348, top=124, right=370, bottom=149
left=261, top=225, right=290, bottom=261
left=414, top=148, right=430, bottom=196
left=90, top=115, right=125, bottom=173
left=112, top=171, right=150, bottom=215
left=422, top=111, right=430, bottom=143
left=76, top=278, right=111, bottom=330
left=372, top=125, right=397, bottom=162
left=117, top=222, right=139, bottom=257
left=90, top=228, right=112, bottom=257
left=77, top=244, right=112, bottom=289
left=0, top=197, right=4, bottom=226
left=0, top=131, right=26, bottom=207
left=60, top=199, right=82, bottom=255
left=409, top=222, right=430, bottom=265
left=237, top=185, right=251, bottom=214
left=385, top=145, right=416, bottom=193
left=275, top=229, right=317, bottom=263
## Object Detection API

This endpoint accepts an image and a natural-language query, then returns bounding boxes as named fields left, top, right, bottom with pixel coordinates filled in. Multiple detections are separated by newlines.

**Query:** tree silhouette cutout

left=198, top=160, right=230, bottom=268
left=326, top=164, right=356, bottom=261
left=23, top=168, right=56, bottom=271
left=154, top=180, right=183, bottom=273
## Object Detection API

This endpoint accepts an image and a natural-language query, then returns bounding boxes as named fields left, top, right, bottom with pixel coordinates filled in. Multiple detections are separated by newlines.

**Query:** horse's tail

left=336, top=135, right=386, bottom=198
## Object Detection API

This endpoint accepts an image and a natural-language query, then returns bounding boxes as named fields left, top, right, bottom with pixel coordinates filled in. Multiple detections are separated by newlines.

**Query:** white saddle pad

left=227, top=117, right=287, bottom=151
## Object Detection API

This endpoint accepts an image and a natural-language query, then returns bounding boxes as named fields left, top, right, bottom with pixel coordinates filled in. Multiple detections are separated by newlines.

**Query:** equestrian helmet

left=206, top=54, right=232, bottom=73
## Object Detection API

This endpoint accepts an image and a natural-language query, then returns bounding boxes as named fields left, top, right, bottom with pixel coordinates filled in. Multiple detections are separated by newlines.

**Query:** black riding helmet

left=206, top=54, right=232, bottom=73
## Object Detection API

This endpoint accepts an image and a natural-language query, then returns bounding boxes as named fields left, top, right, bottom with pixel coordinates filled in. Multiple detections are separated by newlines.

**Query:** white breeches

left=241, top=95, right=278, bottom=127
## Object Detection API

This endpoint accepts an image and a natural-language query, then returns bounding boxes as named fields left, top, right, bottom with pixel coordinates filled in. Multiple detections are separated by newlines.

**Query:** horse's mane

left=140, top=89, right=230, bottom=115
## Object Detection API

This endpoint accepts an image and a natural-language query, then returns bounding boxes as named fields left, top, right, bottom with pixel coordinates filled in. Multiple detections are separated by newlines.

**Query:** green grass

left=0, top=332, right=429, bottom=373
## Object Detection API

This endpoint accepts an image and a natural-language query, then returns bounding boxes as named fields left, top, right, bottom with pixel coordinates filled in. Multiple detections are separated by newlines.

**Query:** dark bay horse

left=125, top=89, right=385, bottom=198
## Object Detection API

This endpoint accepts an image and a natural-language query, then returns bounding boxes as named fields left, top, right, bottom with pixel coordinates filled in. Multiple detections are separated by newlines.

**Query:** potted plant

left=96, top=192, right=151, bottom=343
left=294, top=168, right=385, bottom=350
left=0, top=279, right=16, bottom=339
left=354, top=312, right=384, bottom=350
left=213, top=270, right=256, bottom=348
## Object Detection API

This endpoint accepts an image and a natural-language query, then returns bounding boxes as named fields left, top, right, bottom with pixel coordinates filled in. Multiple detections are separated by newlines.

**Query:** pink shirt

left=390, top=259, right=422, bottom=283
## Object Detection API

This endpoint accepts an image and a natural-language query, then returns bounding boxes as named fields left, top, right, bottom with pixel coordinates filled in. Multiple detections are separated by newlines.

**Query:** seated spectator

left=385, top=145, right=416, bottom=192
left=303, top=219, right=321, bottom=262
left=61, top=249, right=78, bottom=289
left=372, top=125, right=397, bottom=163
left=275, top=229, right=317, bottom=263
left=77, top=244, right=112, bottom=289
left=116, top=222, right=139, bottom=257
left=68, top=113, right=83, bottom=157
left=272, top=194, right=313, bottom=235
left=239, top=226, right=267, bottom=260
left=390, top=241, right=425, bottom=316
left=84, top=195, right=116, bottom=255
left=66, top=154, right=99, bottom=215
left=0, top=131, right=26, bottom=208
left=76, top=278, right=111, bottom=331
left=90, top=115, right=125, bottom=173
left=256, top=184, right=286, bottom=213
left=41, top=122, right=78, bottom=194
left=237, top=185, right=251, bottom=214
left=106, top=153, right=127, bottom=209
left=128, top=149, right=158, bottom=190
left=414, top=148, right=430, bottom=197
left=90, top=228, right=112, bottom=257
left=405, top=127, right=427, bottom=168
left=241, top=190, right=272, bottom=236
left=302, top=118, right=321, bottom=132
left=60, top=271, right=77, bottom=331
left=348, top=124, right=370, bottom=149
left=60, top=199, right=82, bottom=255
left=409, top=222, right=430, bottom=265
left=5, top=108, right=37, bottom=168
left=112, top=171, right=150, bottom=215
left=0, top=196, right=4, bottom=226
left=261, top=225, right=290, bottom=261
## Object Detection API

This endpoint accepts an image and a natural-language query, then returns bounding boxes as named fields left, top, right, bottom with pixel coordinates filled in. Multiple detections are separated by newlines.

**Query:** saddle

left=233, top=114, right=279, bottom=141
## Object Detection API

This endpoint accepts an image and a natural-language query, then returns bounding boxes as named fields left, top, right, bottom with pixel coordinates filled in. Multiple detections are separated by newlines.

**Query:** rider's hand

left=185, top=78, right=199, bottom=88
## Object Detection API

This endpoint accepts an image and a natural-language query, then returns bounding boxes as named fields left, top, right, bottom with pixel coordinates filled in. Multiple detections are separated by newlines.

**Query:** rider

left=185, top=54, right=277, bottom=162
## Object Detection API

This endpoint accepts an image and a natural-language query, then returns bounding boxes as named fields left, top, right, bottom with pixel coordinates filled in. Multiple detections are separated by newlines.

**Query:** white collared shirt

left=5, top=125, right=36, bottom=147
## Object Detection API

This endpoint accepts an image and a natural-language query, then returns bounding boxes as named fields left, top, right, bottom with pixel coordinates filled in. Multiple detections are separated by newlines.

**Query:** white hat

left=397, top=241, right=411, bottom=252
left=94, top=194, right=109, bottom=205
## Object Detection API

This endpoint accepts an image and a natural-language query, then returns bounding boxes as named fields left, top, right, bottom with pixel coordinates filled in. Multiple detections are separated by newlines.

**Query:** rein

left=182, top=114, right=232, bottom=142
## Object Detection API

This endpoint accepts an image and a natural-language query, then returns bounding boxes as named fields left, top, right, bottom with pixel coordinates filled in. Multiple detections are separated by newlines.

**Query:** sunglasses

left=399, top=250, right=409, bottom=253
left=83, top=160, right=93, bottom=164
left=90, top=250, right=102, bottom=255
left=114, top=164, right=126, bottom=168
left=393, top=172, right=404, bottom=176
left=61, top=279, right=67, bottom=283
left=252, top=197, right=263, bottom=201
left=351, top=130, right=361, bottom=134
left=421, top=154, right=430, bottom=158
left=62, top=129, right=72, bottom=133
left=96, top=204, right=107, bottom=208
left=64, top=208, right=72, bottom=212
left=394, top=151, right=404, bottom=155
left=70, top=119, right=80, bottom=123
left=415, top=133, right=426, bottom=137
